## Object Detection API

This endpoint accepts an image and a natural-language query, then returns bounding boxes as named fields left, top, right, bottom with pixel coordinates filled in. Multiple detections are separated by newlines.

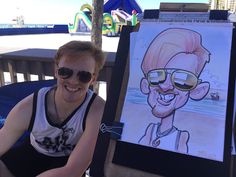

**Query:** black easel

left=90, top=10, right=236, bottom=177
left=90, top=26, right=134, bottom=177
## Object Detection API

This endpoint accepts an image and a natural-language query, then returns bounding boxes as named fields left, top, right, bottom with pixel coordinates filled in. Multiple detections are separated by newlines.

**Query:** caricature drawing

left=138, top=28, right=211, bottom=153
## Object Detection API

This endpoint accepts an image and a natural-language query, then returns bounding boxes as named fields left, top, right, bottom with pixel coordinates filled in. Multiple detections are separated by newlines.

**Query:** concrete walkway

left=0, top=33, right=120, bottom=54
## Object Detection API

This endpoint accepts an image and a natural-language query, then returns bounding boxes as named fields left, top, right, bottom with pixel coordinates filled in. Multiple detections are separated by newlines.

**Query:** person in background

left=0, top=40, right=106, bottom=177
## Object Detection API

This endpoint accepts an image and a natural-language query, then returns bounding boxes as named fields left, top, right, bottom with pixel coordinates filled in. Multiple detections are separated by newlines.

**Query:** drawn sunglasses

left=57, top=67, right=93, bottom=83
left=147, top=69, right=200, bottom=91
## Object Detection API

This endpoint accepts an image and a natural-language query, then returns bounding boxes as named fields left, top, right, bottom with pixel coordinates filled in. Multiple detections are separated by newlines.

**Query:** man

left=0, top=41, right=105, bottom=177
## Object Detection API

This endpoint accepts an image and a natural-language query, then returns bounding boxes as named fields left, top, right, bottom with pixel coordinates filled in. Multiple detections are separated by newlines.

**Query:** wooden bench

left=0, top=48, right=116, bottom=94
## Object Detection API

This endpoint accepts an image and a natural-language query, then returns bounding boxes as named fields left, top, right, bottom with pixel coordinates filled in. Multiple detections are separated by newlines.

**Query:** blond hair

left=55, top=40, right=105, bottom=75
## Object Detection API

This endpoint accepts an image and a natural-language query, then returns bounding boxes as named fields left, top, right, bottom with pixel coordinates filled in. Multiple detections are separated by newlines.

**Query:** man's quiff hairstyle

left=54, top=40, right=105, bottom=75
left=142, top=28, right=211, bottom=76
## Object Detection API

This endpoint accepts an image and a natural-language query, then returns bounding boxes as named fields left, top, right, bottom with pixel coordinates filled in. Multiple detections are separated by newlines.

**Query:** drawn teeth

left=160, top=94, right=174, bottom=102
left=160, top=94, right=164, bottom=100
left=165, top=94, right=174, bottom=100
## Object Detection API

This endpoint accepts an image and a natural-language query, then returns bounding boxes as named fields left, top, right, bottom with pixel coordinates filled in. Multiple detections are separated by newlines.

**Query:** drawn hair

left=141, top=28, right=210, bottom=76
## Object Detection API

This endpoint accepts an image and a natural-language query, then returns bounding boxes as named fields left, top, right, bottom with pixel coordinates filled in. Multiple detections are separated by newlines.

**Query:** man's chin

left=152, top=109, right=173, bottom=118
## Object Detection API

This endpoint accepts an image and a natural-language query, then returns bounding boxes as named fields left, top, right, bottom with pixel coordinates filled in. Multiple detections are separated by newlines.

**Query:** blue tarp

left=104, top=0, right=142, bottom=14
left=0, top=25, right=68, bottom=36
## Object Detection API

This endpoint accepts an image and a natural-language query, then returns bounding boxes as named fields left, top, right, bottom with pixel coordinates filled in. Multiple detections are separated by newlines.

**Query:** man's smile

left=65, top=85, right=80, bottom=92
left=158, top=93, right=176, bottom=105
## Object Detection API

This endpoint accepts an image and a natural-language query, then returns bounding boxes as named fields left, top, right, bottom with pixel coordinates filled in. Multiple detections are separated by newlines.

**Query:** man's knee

left=0, top=160, right=14, bottom=177
left=0, top=160, right=5, bottom=172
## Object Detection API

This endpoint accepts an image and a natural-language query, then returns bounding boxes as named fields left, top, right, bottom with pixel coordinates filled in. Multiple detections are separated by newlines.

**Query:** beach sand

left=0, top=33, right=120, bottom=53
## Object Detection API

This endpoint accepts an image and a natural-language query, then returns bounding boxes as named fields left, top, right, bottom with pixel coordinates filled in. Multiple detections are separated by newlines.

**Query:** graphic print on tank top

left=35, top=125, right=76, bottom=155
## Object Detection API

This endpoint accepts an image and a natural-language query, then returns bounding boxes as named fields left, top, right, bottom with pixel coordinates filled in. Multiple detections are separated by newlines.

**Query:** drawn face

left=55, top=52, right=96, bottom=103
left=143, top=53, right=200, bottom=118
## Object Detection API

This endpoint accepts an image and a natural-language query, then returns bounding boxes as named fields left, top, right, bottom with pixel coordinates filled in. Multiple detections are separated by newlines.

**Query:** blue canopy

left=104, top=0, right=142, bottom=15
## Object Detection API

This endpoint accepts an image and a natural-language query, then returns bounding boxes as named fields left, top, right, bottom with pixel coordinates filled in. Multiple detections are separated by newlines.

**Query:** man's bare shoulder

left=86, top=95, right=105, bottom=124
left=13, top=93, right=34, bottom=114
left=0, top=93, right=35, bottom=153
left=92, top=95, right=105, bottom=109
left=5, top=93, right=34, bottom=131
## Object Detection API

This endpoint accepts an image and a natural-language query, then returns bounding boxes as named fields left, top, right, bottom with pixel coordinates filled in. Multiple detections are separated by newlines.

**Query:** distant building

left=209, top=0, right=236, bottom=13
left=12, top=15, right=25, bottom=28
left=159, top=2, right=209, bottom=12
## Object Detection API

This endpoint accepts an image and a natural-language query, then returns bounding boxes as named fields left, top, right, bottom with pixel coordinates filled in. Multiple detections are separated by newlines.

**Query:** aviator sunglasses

left=147, top=69, right=200, bottom=91
left=57, top=67, right=93, bottom=83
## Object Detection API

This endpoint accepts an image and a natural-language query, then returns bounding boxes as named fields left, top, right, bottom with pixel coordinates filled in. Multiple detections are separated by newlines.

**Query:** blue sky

left=0, top=0, right=209, bottom=24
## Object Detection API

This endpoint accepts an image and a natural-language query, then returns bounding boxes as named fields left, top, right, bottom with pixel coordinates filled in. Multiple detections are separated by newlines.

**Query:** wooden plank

left=0, top=61, right=5, bottom=86
left=34, top=61, right=45, bottom=80
left=20, top=61, right=31, bottom=81
left=7, top=60, right=17, bottom=83
left=0, top=49, right=116, bottom=90
left=97, top=66, right=113, bottom=96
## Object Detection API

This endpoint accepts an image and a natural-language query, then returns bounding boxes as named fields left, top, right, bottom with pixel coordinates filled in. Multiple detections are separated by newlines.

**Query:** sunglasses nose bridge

left=159, top=74, right=174, bottom=91
left=64, top=71, right=78, bottom=82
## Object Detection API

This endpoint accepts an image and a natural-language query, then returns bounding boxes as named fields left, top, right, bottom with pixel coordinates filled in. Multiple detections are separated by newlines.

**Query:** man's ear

left=54, top=65, right=58, bottom=79
left=140, top=78, right=150, bottom=94
left=90, top=74, right=97, bottom=85
left=190, top=82, right=210, bottom=101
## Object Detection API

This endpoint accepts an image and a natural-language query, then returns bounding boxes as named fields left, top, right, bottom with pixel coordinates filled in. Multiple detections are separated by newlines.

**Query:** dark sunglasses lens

left=172, top=71, right=197, bottom=90
left=58, top=67, right=73, bottom=79
left=78, top=71, right=92, bottom=83
left=148, top=70, right=166, bottom=86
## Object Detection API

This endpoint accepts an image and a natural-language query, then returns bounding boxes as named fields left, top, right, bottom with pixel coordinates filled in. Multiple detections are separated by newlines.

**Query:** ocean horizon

left=0, top=23, right=66, bottom=28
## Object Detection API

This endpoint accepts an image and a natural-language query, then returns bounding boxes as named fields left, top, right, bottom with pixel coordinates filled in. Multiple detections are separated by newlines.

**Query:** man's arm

left=0, top=94, right=33, bottom=156
left=37, top=95, right=105, bottom=177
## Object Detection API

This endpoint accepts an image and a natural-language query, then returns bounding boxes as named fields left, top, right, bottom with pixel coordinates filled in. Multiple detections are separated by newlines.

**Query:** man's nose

left=159, top=75, right=174, bottom=91
left=68, top=73, right=79, bottom=82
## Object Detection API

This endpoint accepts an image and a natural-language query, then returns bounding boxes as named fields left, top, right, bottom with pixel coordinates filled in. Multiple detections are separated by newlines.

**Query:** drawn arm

left=177, top=130, right=190, bottom=153
left=138, top=123, right=156, bottom=146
